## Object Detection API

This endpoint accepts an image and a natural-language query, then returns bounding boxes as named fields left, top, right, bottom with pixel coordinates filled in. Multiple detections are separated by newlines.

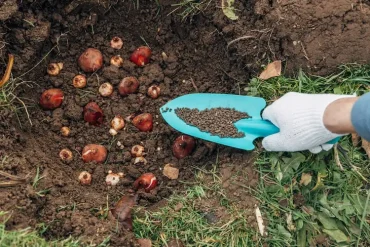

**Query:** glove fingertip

left=262, top=134, right=283, bottom=152
left=261, top=105, right=272, bottom=120
left=321, top=144, right=334, bottom=151
left=309, top=146, right=322, bottom=154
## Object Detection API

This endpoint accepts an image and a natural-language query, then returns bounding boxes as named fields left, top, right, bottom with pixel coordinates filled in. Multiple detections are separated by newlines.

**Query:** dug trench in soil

left=1, top=0, right=370, bottom=246
left=0, top=0, right=259, bottom=246
left=175, top=107, right=250, bottom=138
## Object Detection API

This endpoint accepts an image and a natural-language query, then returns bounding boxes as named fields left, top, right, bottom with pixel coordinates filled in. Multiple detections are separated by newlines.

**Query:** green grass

left=169, top=0, right=213, bottom=21
left=0, top=76, right=33, bottom=127
left=0, top=212, right=81, bottom=247
left=133, top=64, right=370, bottom=246
left=249, top=64, right=370, bottom=246
left=0, top=212, right=112, bottom=247
left=133, top=165, right=259, bottom=246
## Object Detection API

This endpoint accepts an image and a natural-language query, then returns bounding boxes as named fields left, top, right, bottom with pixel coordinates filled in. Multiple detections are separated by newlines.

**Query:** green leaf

left=318, top=195, right=347, bottom=223
left=269, top=154, right=280, bottom=168
left=265, top=185, right=283, bottom=194
left=318, top=194, right=329, bottom=207
left=297, top=226, right=307, bottom=247
left=221, top=0, right=238, bottom=20
left=282, top=153, right=306, bottom=171
left=322, top=229, right=348, bottom=243
left=280, top=153, right=306, bottom=180
left=276, top=171, right=283, bottom=182
left=348, top=194, right=370, bottom=215
left=348, top=222, right=361, bottom=236
left=317, top=212, right=339, bottom=230
left=277, top=224, right=292, bottom=239
left=334, top=87, right=343, bottom=94
left=296, top=219, right=304, bottom=230
left=342, top=196, right=355, bottom=215
left=275, top=163, right=283, bottom=181
left=311, top=172, right=328, bottom=191
left=332, top=171, right=342, bottom=183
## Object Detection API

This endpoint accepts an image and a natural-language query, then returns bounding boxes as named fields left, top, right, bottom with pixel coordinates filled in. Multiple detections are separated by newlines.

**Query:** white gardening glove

left=261, top=92, right=352, bottom=153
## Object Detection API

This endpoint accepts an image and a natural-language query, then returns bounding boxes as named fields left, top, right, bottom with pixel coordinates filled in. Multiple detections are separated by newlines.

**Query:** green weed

left=169, top=0, right=213, bottom=21
left=0, top=211, right=112, bottom=246
left=133, top=64, right=370, bottom=246
left=250, top=64, right=370, bottom=246
left=133, top=163, right=259, bottom=247
left=0, top=76, right=33, bottom=127
left=0, top=212, right=80, bottom=247
left=32, top=167, right=50, bottom=198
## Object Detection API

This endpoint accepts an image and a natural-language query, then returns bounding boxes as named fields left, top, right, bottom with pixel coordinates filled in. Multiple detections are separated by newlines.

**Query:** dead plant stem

left=227, top=35, right=255, bottom=49
left=0, top=54, right=14, bottom=88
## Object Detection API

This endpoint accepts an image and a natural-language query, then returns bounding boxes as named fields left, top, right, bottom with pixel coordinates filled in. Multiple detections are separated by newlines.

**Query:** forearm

left=323, top=92, right=370, bottom=141
left=323, top=96, right=358, bottom=134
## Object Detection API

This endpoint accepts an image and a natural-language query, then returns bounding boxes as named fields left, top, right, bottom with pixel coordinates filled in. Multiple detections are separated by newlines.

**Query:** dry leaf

left=352, top=133, right=360, bottom=147
left=362, top=138, right=370, bottom=158
left=311, top=172, right=328, bottom=191
left=111, top=194, right=138, bottom=231
left=221, top=0, right=239, bottom=20
left=258, top=60, right=282, bottom=80
left=286, top=212, right=296, bottom=231
left=255, top=205, right=267, bottom=236
left=174, top=202, right=184, bottom=212
left=333, top=143, right=343, bottom=170
left=163, top=164, right=179, bottom=180
left=137, top=239, right=152, bottom=247
left=167, top=239, right=185, bottom=247
left=299, top=173, right=312, bottom=186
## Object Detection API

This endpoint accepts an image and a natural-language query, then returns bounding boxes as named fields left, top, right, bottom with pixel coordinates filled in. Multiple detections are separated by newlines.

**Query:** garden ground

left=0, top=0, right=370, bottom=246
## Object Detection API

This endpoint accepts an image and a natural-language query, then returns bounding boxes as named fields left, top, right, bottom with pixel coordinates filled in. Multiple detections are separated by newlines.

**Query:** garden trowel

left=160, top=93, right=340, bottom=151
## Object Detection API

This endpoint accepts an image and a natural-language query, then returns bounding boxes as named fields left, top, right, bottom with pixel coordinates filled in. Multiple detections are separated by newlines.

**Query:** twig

left=0, top=41, right=8, bottom=50
left=13, top=93, right=33, bottom=126
left=218, top=66, right=245, bottom=83
left=333, top=143, right=344, bottom=171
left=139, top=36, right=150, bottom=49
left=190, top=77, right=198, bottom=92
left=300, top=42, right=310, bottom=61
left=267, top=28, right=276, bottom=59
left=0, top=54, right=14, bottom=88
left=0, top=180, right=24, bottom=187
left=336, top=144, right=368, bottom=182
left=227, top=36, right=255, bottom=49
left=15, top=44, right=57, bottom=79
left=0, top=170, right=27, bottom=187
left=0, top=170, right=26, bottom=181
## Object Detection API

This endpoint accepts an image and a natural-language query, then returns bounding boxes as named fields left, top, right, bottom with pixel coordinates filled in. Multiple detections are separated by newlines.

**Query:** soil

left=175, top=107, right=250, bottom=138
left=1, top=0, right=370, bottom=246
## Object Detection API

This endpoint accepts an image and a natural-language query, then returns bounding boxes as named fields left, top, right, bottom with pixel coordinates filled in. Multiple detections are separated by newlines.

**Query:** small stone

left=137, top=238, right=152, bottom=247
left=163, top=164, right=179, bottom=180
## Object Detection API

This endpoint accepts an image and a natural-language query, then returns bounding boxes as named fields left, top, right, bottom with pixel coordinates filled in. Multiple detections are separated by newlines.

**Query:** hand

left=261, top=92, right=355, bottom=153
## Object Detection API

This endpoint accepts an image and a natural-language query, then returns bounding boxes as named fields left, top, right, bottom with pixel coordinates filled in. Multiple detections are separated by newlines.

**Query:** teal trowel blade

left=160, top=93, right=279, bottom=150
left=160, top=93, right=340, bottom=151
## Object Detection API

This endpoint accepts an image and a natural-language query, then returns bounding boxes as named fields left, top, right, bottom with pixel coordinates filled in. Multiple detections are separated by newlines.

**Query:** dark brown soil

left=175, top=107, right=250, bottom=138
left=1, top=0, right=370, bottom=246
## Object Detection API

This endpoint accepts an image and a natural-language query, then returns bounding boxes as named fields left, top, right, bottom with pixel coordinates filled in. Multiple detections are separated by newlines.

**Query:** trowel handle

left=236, top=119, right=340, bottom=145
left=235, top=119, right=280, bottom=137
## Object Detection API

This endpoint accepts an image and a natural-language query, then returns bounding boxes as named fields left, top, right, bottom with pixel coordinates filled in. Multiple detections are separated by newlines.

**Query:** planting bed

left=1, top=0, right=370, bottom=246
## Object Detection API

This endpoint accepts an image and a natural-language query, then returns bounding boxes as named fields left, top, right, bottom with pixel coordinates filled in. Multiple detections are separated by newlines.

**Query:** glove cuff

left=293, top=94, right=352, bottom=147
